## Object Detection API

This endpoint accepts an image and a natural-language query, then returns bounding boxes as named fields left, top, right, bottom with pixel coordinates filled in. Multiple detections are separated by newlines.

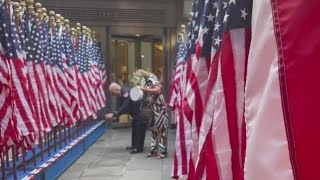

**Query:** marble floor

left=58, top=127, right=175, bottom=180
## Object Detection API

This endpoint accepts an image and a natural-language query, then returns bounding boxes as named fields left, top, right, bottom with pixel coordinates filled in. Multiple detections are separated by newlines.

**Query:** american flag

left=182, top=0, right=207, bottom=178
left=97, top=44, right=107, bottom=88
left=76, top=33, right=92, bottom=120
left=62, top=28, right=79, bottom=126
left=196, top=0, right=252, bottom=179
left=168, top=36, right=186, bottom=110
left=23, top=12, right=45, bottom=136
left=33, top=16, right=55, bottom=133
left=245, top=0, right=320, bottom=179
left=40, top=18, right=60, bottom=129
left=22, top=11, right=51, bottom=148
left=54, top=25, right=73, bottom=125
left=86, top=38, right=98, bottom=119
left=48, top=26, right=64, bottom=125
left=93, top=42, right=106, bottom=110
left=170, top=36, right=192, bottom=179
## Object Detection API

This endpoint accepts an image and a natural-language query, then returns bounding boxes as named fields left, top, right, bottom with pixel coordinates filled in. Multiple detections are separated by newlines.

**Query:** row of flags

left=0, top=0, right=107, bottom=154
left=169, top=0, right=320, bottom=179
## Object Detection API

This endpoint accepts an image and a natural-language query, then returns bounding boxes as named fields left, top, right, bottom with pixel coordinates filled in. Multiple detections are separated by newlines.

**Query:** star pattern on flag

left=33, top=22, right=45, bottom=63
left=229, top=0, right=236, bottom=5
left=241, top=8, right=248, bottom=20
left=211, top=0, right=251, bottom=50
left=176, top=37, right=187, bottom=61
left=78, top=35, right=89, bottom=74
left=0, top=6, right=23, bottom=60
left=199, top=0, right=217, bottom=57
left=55, top=27, right=65, bottom=70
left=41, top=20, right=51, bottom=65
left=207, top=13, right=214, bottom=22
left=24, top=17, right=39, bottom=62
left=64, top=30, right=77, bottom=67
left=187, top=0, right=205, bottom=54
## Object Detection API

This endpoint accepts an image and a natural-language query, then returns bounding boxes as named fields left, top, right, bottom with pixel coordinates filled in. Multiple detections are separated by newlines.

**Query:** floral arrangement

left=130, top=71, right=146, bottom=87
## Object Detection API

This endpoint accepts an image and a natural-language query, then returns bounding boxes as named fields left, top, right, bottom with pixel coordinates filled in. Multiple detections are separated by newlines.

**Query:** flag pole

left=1, top=152, right=6, bottom=180
left=34, top=2, right=46, bottom=162
left=11, top=146, right=17, bottom=180
left=49, top=10, right=56, bottom=154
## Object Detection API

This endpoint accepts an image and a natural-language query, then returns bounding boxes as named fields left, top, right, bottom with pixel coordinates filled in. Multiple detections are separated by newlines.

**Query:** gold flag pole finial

left=180, top=24, right=186, bottom=39
left=42, top=8, right=48, bottom=22
left=61, top=16, right=65, bottom=26
left=42, top=7, right=47, bottom=14
left=180, top=24, right=186, bottom=34
left=13, top=2, right=21, bottom=27
left=87, top=27, right=91, bottom=39
left=76, top=23, right=81, bottom=37
left=92, top=31, right=96, bottom=42
left=82, top=26, right=87, bottom=36
left=71, top=27, right=76, bottom=42
left=71, top=27, right=76, bottom=36
left=49, top=11, right=56, bottom=27
left=35, top=12, right=41, bottom=27
left=35, top=2, right=42, bottom=19
left=65, top=19, right=70, bottom=31
left=89, top=29, right=93, bottom=41
left=20, top=0, right=26, bottom=10
left=55, top=14, right=62, bottom=26
left=27, top=0, right=34, bottom=17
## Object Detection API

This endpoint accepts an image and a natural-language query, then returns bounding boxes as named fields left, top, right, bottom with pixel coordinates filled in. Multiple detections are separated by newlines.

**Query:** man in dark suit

left=105, top=83, right=147, bottom=154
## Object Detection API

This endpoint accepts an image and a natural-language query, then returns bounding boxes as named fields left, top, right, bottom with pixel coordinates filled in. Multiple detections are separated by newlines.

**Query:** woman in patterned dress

left=136, top=69, right=169, bottom=159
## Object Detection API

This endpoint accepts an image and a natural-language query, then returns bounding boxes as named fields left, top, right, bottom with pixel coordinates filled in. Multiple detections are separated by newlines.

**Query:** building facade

left=41, top=0, right=190, bottom=123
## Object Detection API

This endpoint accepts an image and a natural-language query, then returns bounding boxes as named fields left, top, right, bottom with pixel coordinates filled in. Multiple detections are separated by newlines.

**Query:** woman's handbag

left=138, top=99, right=153, bottom=121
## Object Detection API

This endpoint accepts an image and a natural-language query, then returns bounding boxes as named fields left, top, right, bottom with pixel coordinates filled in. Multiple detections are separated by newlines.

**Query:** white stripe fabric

left=244, top=1, right=294, bottom=179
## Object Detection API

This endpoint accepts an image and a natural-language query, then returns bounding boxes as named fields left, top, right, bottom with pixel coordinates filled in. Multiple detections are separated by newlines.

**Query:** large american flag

left=182, top=0, right=207, bottom=178
left=196, top=0, right=252, bottom=179
left=245, top=0, right=320, bottom=180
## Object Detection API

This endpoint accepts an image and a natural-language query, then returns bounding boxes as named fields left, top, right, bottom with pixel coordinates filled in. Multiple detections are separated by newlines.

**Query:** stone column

left=104, top=26, right=113, bottom=112
left=135, top=39, right=142, bottom=70
left=162, top=27, right=178, bottom=127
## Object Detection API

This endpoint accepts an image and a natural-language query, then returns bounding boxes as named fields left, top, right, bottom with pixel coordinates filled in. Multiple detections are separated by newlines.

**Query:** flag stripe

left=244, top=1, right=294, bottom=179
left=12, top=60, right=38, bottom=136
left=271, top=0, right=320, bottom=179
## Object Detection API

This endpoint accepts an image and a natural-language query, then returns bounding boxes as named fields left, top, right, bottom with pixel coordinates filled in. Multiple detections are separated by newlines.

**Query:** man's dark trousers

left=131, top=120, right=136, bottom=148
left=132, top=117, right=147, bottom=152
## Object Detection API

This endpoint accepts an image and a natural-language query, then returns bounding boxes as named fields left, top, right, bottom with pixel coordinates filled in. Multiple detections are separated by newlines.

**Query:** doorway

left=110, top=36, right=163, bottom=87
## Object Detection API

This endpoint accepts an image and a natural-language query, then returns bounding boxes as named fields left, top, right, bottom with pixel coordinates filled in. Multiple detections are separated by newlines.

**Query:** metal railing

left=0, top=120, right=94, bottom=180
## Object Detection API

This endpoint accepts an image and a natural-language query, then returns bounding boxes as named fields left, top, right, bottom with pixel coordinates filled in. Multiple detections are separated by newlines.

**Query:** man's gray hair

left=109, top=82, right=120, bottom=92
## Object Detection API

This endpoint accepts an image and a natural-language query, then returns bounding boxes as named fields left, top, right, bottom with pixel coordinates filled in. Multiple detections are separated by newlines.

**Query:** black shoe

left=126, top=146, right=134, bottom=150
left=130, top=148, right=143, bottom=154
left=129, top=148, right=138, bottom=154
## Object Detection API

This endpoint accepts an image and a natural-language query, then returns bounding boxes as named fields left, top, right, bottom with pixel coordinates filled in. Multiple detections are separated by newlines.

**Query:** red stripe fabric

left=271, top=0, right=320, bottom=179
